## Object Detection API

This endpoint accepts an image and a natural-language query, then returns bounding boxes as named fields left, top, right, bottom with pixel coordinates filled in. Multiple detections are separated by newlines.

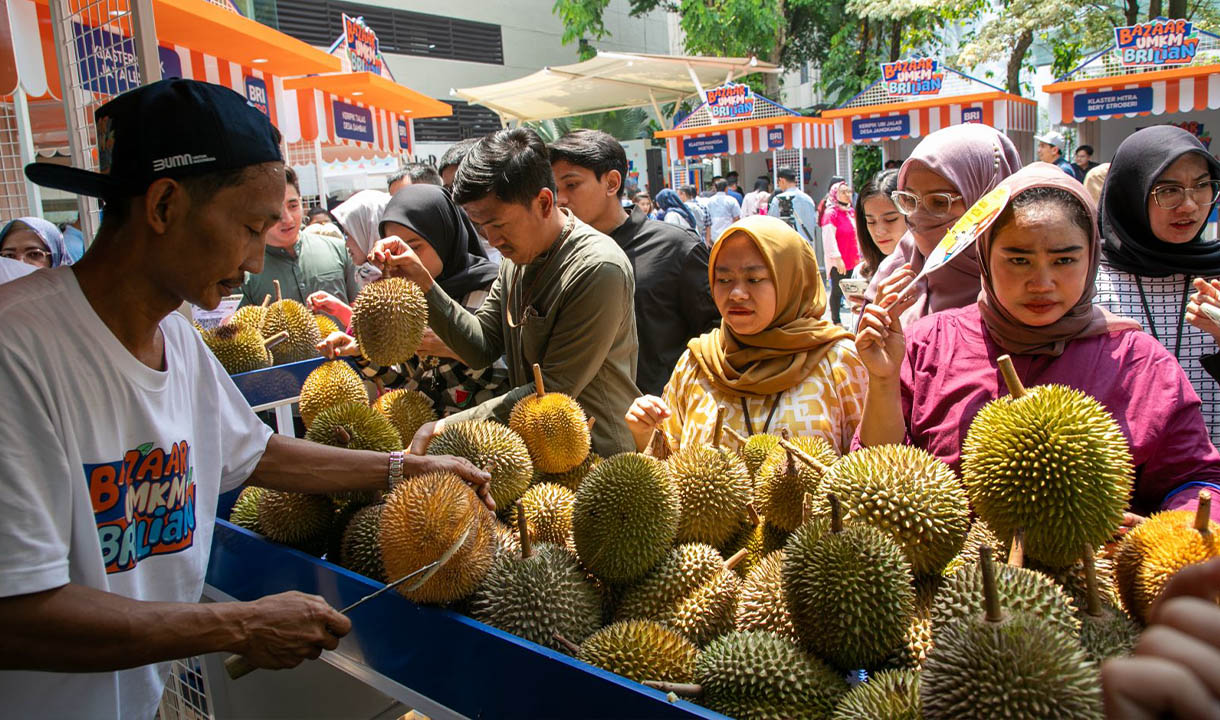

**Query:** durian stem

left=532, top=363, right=546, bottom=397
left=332, top=426, right=351, bottom=447
left=647, top=428, right=671, bottom=461
left=721, top=425, right=748, bottom=445
left=1082, top=545, right=1103, bottom=618
left=642, top=681, right=703, bottom=698
left=725, top=548, right=749, bottom=571
left=1195, top=490, right=1213, bottom=533
left=747, top=503, right=761, bottom=526
left=980, top=546, right=1004, bottom=624
left=260, top=294, right=272, bottom=309
left=802, top=492, right=813, bottom=525
left=1007, top=528, right=1025, bottom=568
left=828, top=493, right=843, bottom=534
left=587, top=416, right=596, bottom=432
left=712, top=405, right=726, bottom=449
left=777, top=437, right=829, bottom=474
left=273, top=279, right=283, bottom=304
left=516, top=500, right=532, bottom=560
left=552, top=632, right=581, bottom=655
left=263, top=330, right=289, bottom=349
left=997, top=355, right=1027, bottom=399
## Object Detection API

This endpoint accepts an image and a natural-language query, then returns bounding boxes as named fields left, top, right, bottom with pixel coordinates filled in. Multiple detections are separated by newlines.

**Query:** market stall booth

left=821, top=58, right=1037, bottom=177
left=653, top=82, right=835, bottom=195
left=1043, top=18, right=1220, bottom=164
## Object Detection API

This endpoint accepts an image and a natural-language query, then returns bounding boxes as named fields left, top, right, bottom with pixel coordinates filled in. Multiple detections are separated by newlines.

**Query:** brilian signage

left=343, top=14, right=383, bottom=75
left=704, top=83, right=755, bottom=120
left=1114, top=18, right=1199, bottom=67
left=880, top=58, right=944, bottom=97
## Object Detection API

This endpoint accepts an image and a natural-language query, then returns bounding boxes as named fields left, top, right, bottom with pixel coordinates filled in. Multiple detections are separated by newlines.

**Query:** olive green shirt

left=239, top=230, right=358, bottom=308
left=425, top=210, right=639, bottom=456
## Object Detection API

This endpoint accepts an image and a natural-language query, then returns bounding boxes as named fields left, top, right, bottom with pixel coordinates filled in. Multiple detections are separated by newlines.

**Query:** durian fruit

left=668, top=407, right=751, bottom=547
left=817, top=444, right=969, bottom=577
left=1116, top=491, right=1219, bottom=623
left=733, top=550, right=797, bottom=642
left=493, top=521, right=521, bottom=560
left=379, top=471, right=497, bottom=604
left=943, top=519, right=1006, bottom=577
left=299, top=361, right=369, bottom=427
left=576, top=620, right=698, bottom=683
left=200, top=322, right=274, bottom=375
left=229, top=294, right=270, bottom=331
left=920, top=548, right=1103, bottom=720
left=739, top=432, right=781, bottom=482
left=614, top=543, right=743, bottom=647
left=832, top=669, right=921, bottom=720
left=885, top=575, right=940, bottom=670
left=261, top=280, right=322, bottom=365
left=755, top=432, right=837, bottom=532
left=373, top=389, right=437, bottom=446
left=572, top=453, right=680, bottom=584
left=1077, top=546, right=1140, bottom=663
left=305, top=403, right=401, bottom=506
left=427, top=420, right=533, bottom=512
left=533, top=452, right=600, bottom=492
left=513, top=482, right=575, bottom=548
left=719, top=505, right=790, bottom=578
left=350, top=277, right=427, bottom=366
left=229, top=486, right=265, bottom=533
left=783, top=498, right=915, bottom=670
left=339, top=503, right=386, bottom=582
left=256, top=490, right=333, bottom=548
left=1028, top=551, right=1120, bottom=612
left=508, top=364, right=591, bottom=474
left=470, top=505, right=602, bottom=650
left=692, top=630, right=848, bottom=720
left=314, top=313, right=340, bottom=339
left=961, top=358, right=1133, bottom=567
left=931, top=552, right=1081, bottom=640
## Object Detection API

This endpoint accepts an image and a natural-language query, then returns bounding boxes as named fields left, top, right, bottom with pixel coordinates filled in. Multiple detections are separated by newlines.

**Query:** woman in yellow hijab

left=625, top=215, right=869, bottom=453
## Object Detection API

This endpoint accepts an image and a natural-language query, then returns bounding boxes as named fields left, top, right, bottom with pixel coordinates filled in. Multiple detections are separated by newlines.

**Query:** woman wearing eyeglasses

left=865, top=125, right=1023, bottom=326
left=0, top=217, right=73, bottom=269
left=1095, top=125, right=1220, bottom=445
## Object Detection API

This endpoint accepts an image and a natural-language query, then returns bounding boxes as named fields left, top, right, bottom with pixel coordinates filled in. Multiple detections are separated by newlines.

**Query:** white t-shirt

left=0, top=267, right=273, bottom=718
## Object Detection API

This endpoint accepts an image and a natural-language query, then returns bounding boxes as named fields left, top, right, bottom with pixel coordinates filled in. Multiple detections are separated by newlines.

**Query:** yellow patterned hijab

left=688, top=215, right=852, bottom=398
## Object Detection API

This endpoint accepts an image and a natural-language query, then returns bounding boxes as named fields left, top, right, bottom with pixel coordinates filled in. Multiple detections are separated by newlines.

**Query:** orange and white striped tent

left=654, top=93, right=834, bottom=162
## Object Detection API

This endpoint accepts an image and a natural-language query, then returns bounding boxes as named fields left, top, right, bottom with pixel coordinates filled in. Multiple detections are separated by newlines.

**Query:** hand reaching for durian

left=855, top=293, right=907, bottom=381
left=306, top=291, right=352, bottom=328
left=316, top=331, right=361, bottom=360
left=625, top=395, right=671, bottom=451
left=401, top=448, right=496, bottom=512
left=416, top=328, right=460, bottom=361
left=1186, top=278, right=1220, bottom=346
left=1102, top=557, right=1220, bottom=719
left=369, top=238, right=434, bottom=291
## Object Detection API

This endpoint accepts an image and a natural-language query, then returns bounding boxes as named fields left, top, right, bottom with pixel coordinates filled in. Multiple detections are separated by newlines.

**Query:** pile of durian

left=225, top=293, right=1219, bottom=719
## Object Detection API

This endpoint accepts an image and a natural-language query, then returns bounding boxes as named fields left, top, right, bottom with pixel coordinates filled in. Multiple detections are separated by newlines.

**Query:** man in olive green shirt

left=370, top=128, right=638, bottom=457
left=239, top=166, right=357, bottom=307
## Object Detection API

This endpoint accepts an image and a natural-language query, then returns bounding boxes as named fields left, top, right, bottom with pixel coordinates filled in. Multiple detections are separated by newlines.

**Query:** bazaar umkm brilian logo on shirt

left=85, top=441, right=197, bottom=574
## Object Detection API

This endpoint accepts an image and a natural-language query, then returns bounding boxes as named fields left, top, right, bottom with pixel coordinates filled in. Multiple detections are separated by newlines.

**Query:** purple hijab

left=866, top=124, right=1022, bottom=324
left=0, top=217, right=73, bottom=267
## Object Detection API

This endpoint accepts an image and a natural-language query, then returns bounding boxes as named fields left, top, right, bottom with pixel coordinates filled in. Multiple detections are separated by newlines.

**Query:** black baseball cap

left=26, top=78, right=282, bottom=198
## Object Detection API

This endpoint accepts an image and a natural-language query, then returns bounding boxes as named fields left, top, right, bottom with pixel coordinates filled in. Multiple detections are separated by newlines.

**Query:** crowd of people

left=2, top=77, right=1220, bottom=717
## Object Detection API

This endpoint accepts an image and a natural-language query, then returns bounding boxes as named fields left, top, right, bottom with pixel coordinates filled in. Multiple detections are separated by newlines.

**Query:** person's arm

left=854, top=297, right=909, bottom=446
left=680, top=240, right=721, bottom=336
left=793, top=195, right=820, bottom=245
left=342, top=248, right=359, bottom=305
left=1186, top=278, right=1220, bottom=384
left=424, top=278, right=506, bottom=370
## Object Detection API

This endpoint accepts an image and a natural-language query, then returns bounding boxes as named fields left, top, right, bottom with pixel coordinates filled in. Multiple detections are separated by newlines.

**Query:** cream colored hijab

left=688, top=215, right=852, bottom=398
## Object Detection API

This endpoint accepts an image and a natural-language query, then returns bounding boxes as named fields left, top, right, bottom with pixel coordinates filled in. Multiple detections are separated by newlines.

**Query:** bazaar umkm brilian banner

left=1113, top=18, right=1199, bottom=67
left=880, top=58, right=944, bottom=97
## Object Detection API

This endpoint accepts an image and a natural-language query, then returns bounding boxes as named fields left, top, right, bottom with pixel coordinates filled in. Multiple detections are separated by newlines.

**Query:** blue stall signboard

left=767, top=127, right=786, bottom=149
left=333, top=100, right=375, bottom=143
left=245, top=76, right=269, bottom=116
left=683, top=134, right=730, bottom=157
left=397, top=119, right=410, bottom=150
left=852, top=115, right=911, bottom=140
left=961, top=107, right=983, bottom=124
left=1074, top=87, right=1154, bottom=118
left=74, top=23, right=182, bottom=93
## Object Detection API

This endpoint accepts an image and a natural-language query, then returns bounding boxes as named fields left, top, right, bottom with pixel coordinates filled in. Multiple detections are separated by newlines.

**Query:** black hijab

left=379, top=184, right=500, bottom=298
left=1100, top=125, right=1220, bottom=277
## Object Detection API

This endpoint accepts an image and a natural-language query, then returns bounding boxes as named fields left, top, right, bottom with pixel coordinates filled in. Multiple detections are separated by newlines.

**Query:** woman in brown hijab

left=625, top=215, right=868, bottom=454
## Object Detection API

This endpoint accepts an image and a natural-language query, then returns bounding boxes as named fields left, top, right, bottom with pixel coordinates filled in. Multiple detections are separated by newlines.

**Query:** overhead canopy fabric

left=453, top=51, right=779, bottom=123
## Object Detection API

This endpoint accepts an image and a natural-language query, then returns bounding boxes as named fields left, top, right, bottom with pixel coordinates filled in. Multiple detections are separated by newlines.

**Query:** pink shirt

left=868, top=305, right=1220, bottom=520
left=820, top=204, right=860, bottom=270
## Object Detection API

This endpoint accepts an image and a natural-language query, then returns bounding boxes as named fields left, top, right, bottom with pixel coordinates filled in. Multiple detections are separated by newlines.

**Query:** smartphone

left=838, top=278, right=869, bottom=296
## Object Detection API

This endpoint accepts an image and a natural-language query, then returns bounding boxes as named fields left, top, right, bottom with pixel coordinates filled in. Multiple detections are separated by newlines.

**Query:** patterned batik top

left=1095, top=264, right=1220, bottom=446
left=658, top=339, right=868, bottom=455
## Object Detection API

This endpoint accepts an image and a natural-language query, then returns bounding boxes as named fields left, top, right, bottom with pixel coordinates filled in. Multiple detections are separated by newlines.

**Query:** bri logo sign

left=85, top=441, right=197, bottom=574
left=881, top=58, right=944, bottom=96
left=1114, top=19, right=1199, bottom=67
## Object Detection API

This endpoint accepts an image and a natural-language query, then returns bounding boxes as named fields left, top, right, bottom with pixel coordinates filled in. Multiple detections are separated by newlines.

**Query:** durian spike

left=725, top=548, right=749, bottom=571
left=996, top=355, right=1027, bottom=399
left=712, top=405, right=726, bottom=448
left=532, top=363, right=546, bottom=397
left=262, top=330, right=290, bottom=350
left=273, top=279, right=283, bottom=303
left=1082, top=544, right=1103, bottom=618
left=777, top=437, right=830, bottom=474
left=332, top=426, right=351, bottom=447
left=1007, top=528, right=1026, bottom=568
left=747, top=503, right=761, bottom=526
left=979, top=546, right=1004, bottom=624
left=828, top=493, right=843, bottom=534
left=647, top=427, right=671, bottom=461
left=552, top=632, right=582, bottom=655
left=642, top=681, right=704, bottom=698
left=515, top=500, right=533, bottom=559
left=259, top=294, right=272, bottom=309
left=1195, top=490, right=1213, bottom=533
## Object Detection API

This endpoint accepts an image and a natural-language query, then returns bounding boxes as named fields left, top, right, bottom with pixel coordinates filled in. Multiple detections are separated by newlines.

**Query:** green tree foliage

left=528, top=107, right=658, bottom=143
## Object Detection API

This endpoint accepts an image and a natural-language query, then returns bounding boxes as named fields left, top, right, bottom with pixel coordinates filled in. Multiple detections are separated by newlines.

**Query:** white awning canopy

left=452, top=51, right=780, bottom=124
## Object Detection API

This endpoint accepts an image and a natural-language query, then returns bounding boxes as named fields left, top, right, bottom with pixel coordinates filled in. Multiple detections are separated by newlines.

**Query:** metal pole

left=313, top=138, right=328, bottom=205
left=131, top=0, right=162, bottom=84
left=12, top=88, right=42, bottom=217
left=46, top=0, right=96, bottom=241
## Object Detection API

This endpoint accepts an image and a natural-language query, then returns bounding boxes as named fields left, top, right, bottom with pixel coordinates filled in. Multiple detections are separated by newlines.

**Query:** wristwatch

left=387, top=450, right=405, bottom=491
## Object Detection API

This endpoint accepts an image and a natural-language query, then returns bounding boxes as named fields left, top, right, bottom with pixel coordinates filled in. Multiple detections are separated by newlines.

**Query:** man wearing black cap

left=0, top=79, right=489, bottom=718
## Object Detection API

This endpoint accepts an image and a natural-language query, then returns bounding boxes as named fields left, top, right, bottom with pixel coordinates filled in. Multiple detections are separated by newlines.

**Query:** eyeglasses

left=0, top=248, right=51, bottom=263
left=1150, top=179, right=1220, bottom=210
left=891, top=190, right=963, bottom=217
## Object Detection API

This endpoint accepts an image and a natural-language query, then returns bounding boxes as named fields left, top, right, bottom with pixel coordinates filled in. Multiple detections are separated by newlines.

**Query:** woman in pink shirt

left=855, top=163, right=1220, bottom=521
left=820, top=181, right=860, bottom=325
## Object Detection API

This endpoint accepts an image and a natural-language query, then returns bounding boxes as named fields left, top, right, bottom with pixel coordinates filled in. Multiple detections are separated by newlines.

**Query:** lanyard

left=1134, top=275, right=1192, bottom=360
left=741, top=392, right=784, bottom=436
